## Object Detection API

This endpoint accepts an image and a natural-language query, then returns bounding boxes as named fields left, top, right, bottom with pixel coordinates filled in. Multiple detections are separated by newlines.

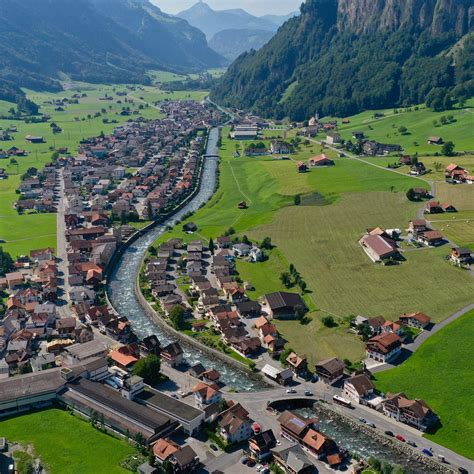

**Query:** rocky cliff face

left=337, top=0, right=473, bottom=36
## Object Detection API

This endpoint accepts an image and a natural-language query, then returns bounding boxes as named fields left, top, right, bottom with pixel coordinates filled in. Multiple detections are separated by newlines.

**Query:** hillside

left=209, top=29, right=275, bottom=61
left=0, top=0, right=223, bottom=111
left=211, top=0, right=474, bottom=120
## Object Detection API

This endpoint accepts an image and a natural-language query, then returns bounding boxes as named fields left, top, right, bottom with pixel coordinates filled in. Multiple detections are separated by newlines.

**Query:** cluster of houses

left=145, top=236, right=310, bottom=361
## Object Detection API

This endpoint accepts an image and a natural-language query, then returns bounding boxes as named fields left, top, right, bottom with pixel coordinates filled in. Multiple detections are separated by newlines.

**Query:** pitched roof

left=345, top=374, right=374, bottom=395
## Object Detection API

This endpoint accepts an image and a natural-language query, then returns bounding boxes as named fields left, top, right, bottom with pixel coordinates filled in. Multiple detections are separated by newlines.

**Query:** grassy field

left=154, top=129, right=474, bottom=362
left=325, top=100, right=474, bottom=155
left=375, top=311, right=474, bottom=459
left=0, top=81, right=203, bottom=257
left=1, top=409, right=135, bottom=473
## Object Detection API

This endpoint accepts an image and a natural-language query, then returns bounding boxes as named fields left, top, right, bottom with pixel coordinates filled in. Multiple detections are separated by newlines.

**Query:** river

left=107, top=127, right=265, bottom=391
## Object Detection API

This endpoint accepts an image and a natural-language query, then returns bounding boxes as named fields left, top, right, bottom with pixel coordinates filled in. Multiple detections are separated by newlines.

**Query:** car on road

left=395, top=434, right=406, bottom=442
left=276, top=440, right=281, bottom=445
left=304, top=390, right=313, bottom=396
left=241, top=457, right=248, bottom=464
left=170, top=393, right=178, bottom=399
left=286, top=388, right=296, bottom=393
left=458, top=467, right=468, bottom=473
left=210, top=444, right=218, bottom=451
left=368, top=422, right=376, bottom=428
left=407, top=440, right=417, bottom=447
left=178, top=390, right=186, bottom=397
left=422, top=448, right=433, bottom=457
left=359, top=417, right=367, bottom=424
left=384, top=430, right=394, bottom=437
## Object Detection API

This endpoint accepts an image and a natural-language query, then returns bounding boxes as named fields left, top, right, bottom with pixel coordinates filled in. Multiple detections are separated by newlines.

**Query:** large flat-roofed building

left=137, top=388, right=205, bottom=435
left=60, top=379, right=179, bottom=443
left=63, top=340, right=108, bottom=364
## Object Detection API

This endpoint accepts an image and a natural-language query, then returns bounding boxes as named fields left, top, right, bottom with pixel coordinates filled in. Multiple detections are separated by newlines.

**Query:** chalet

left=427, top=136, right=443, bottom=145
left=417, top=230, right=444, bottom=247
left=160, top=342, right=183, bottom=367
left=381, top=320, right=402, bottom=335
left=249, top=429, right=277, bottom=462
left=442, top=203, right=457, bottom=213
left=358, top=234, right=399, bottom=263
left=413, top=188, right=430, bottom=199
left=399, top=312, right=431, bottom=329
left=182, top=222, right=197, bottom=233
left=363, top=140, right=402, bottom=156
left=153, top=438, right=179, bottom=464
left=169, top=445, right=199, bottom=473
left=365, top=317, right=387, bottom=335
left=445, top=163, right=466, bottom=180
left=272, top=444, right=316, bottom=474
left=218, top=402, right=253, bottom=444
left=424, top=201, right=443, bottom=214
left=343, top=374, right=374, bottom=404
left=382, top=393, right=438, bottom=431
left=270, top=141, right=292, bottom=155
left=262, top=291, right=307, bottom=320
left=366, top=333, right=402, bottom=363
left=399, top=155, right=412, bottom=165
left=230, top=337, right=261, bottom=357
left=286, top=352, right=308, bottom=378
left=410, top=162, right=426, bottom=176
left=314, top=358, right=345, bottom=385
left=408, top=219, right=428, bottom=235
left=297, top=161, right=308, bottom=173
left=308, top=154, right=334, bottom=167
left=109, top=346, right=139, bottom=371
left=325, top=132, right=341, bottom=145
left=4, top=272, right=24, bottom=290
left=25, top=135, right=45, bottom=144
left=216, top=236, right=231, bottom=249
left=450, top=247, right=472, bottom=265
left=235, top=300, right=261, bottom=318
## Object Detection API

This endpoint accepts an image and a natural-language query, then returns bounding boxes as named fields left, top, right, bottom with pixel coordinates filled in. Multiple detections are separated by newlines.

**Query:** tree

left=294, top=305, right=306, bottom=321
left=169, top=305, right=186, bottom=330
left=298, top=280, right=307, bottom=293
left=0, top=247, right=14, bottom=276
left=398, top=126, right=408, bottom=135
left=209, top=237, right=215, bottom=255
left=406, top=188, right=417, bottom=202
left=322, top=315, right=337, bottom=327
left=280, top=272, right=292, bottom=288
left=441, top=141, right=455, bottom=156
left=261, top=237, right=272, bottom=250
left=133, top=354, right=162, bottom=385
left=148, top=245, right=157, bottom=256
left=279, top=346, right=294, bottom=365
left=294, top=194, right=301, bottom=206
left=289, top=264, right=296, bottom=275
left=242, top=235, right=250, bottom=245
left=434, top=162, right=443, bottom=172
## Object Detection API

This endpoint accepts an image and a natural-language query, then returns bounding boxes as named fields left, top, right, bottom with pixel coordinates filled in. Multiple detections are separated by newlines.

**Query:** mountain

left=177, top=1, right=277, bottom=39
left=260, top=12, right=299, bottom=27
left=0, top=0, right=223, bottom=112
left=212, top=0, right=474, bottom=120
left=209, top=29, right=275, bottom=61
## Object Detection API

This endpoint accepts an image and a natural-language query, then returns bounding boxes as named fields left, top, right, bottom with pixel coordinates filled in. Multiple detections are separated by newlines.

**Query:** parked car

left=407, top=440, right=417, bottom=447
left=359, top=417, right=367, bottom=424
left=422, top=448, right=433, bottom=457
left=458, top=467, right=468, bottom=474
left=247, top=459, right=256, bottom=467
left=384, top=430, right=394, bottom=437
left=304, top=390, right=313, bottom=396
left=286, top=388, right=296, bottom=393
left=241, top=457, right=249, bottom=464
left=210, top=444, right=218, bottom=451
left=368, top=422, right=376, bottom=428
left=396, top=434, right=406, bottom=442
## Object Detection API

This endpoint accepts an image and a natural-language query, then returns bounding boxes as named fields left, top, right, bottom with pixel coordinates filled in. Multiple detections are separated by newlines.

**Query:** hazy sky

left=152, top=0, right=302, bottom=16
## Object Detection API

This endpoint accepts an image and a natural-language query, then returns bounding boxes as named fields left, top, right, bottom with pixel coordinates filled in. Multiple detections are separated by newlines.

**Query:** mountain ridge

left=211, top=0, right=474, bottom=120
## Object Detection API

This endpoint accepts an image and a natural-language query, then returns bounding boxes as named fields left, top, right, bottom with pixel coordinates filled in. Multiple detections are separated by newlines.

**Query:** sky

left=152, top=0, right=302, bottom=16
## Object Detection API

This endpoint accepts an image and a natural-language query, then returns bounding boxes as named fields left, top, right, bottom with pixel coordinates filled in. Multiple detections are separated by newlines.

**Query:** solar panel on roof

left=291, top=417, right=306, bottom=428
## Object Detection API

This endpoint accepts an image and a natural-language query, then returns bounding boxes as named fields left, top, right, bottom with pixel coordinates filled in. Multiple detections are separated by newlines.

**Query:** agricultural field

left=0, top=80, right=199, bottom=257
left=1, top=409, right=135, bottom=473
left=325, top=99, right=474, bottom=155
left=375, top=310, right=474, bottom=459
left=155, top=128, right=474, bottom=362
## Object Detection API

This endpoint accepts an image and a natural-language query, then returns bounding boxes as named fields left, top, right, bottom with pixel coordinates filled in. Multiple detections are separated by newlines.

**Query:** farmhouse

left=424, top=201, right=443, bottom=214
left=382, top=393, right=438, bottom=431
left=417, top=230, right=444, bottom=247
left=450, top=247, right=472, bottom=265
left=308, top=154, right=334, bottom=167
left=271, top=444, right=315, bottom=474
left=314, top=358, right=345, bottom=385
left=218, top=402, right=253, bottom=444
left=270, top=140, right=292, bottom=154
left=399, top=312, right=431, bottom=329
left=427, top=136, right=443, bottom=145
left=325, top=132, right=341, bottom=145
left=358, top=234, right=399, bottom=263
left=408, top=219, right=428, bottom=235
left=286, top=352, right=308, bottom=377
left=442, top=203, right=457, bottom=213
left=262, top=292, right=307, bottom=319
left=343, top=374, right=374, bottom=404
left=366, top=333, right=402, bottom=363
left=297, top=161, right=308, bottom=173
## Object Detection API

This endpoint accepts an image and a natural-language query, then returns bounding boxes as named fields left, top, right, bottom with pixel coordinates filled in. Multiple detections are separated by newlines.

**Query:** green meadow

left=375, top=310, right=474, bottom=459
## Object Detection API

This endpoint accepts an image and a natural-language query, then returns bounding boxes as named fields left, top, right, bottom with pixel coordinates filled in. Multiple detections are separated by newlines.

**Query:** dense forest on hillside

left=211, top=0, right=474, bottom=120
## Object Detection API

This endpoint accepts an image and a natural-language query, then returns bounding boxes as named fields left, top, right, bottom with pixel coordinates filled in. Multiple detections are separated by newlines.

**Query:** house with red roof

left=366, top=332, right=402, bottom=363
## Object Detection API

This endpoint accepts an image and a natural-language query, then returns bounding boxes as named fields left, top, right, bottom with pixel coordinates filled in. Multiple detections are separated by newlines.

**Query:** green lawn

left=375, top=311, right=474, bottom=459
left=324, top=100, right=474, bottom=155
left=1, top=409, right=135, bottom=473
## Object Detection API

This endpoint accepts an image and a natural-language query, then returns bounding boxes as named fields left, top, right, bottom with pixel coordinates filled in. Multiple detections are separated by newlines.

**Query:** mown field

left=0, top=81, right=205, bottom=257
left=375, top=310, right=474, bottom=459
left=155, top=128, right=474, bottom=362
left=326, top=99, right=474, bottom=155
left=1, top=409, right=135, bottom=473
